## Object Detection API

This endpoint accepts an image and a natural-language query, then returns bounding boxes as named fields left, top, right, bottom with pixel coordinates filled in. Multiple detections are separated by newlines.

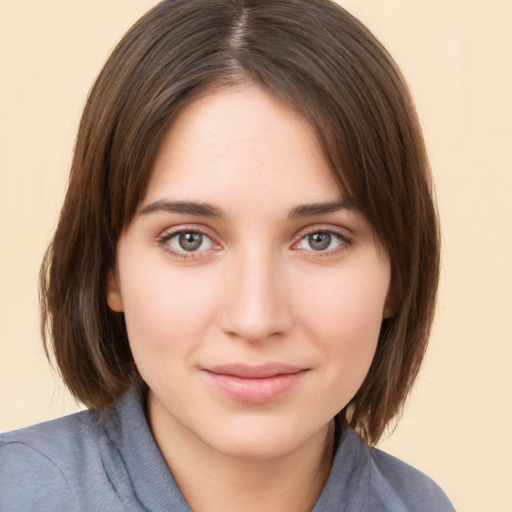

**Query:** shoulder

left=366, top=443, right=455, bottom=511
left=1, top=405, right=105, bottom=449
left=354, top=431, right=455, bottom=511
left=0, top=406, right=124, bottom=511
left=0, top=411, right=91, bottom=510
left=316, top=428, right=456, bottom=511
left=0, top=406, right=108, bottom=467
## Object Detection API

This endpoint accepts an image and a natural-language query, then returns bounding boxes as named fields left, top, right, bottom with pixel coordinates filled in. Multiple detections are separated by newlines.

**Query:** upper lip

left=203, top=363, right=307, bottom=379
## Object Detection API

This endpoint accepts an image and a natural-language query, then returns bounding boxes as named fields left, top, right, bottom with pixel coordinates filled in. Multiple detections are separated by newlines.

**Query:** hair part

left=41, top=0, right=439, bottom=444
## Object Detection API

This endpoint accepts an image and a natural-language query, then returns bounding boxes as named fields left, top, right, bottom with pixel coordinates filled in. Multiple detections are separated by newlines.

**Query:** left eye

left=166, top=231, right=214, bottom=253
left=297, top=231, right=344, bottom=252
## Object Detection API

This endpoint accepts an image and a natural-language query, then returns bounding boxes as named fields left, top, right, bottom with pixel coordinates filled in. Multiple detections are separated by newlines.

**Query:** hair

left=40, top=0, right=440, bottom=444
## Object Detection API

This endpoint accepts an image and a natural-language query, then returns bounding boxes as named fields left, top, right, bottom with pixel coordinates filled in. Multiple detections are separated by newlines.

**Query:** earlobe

left=383, top=284, right=397, bottom=319
left=106, top=270, right=124, bottom=312
left=383, top=307, right=394, bottom=320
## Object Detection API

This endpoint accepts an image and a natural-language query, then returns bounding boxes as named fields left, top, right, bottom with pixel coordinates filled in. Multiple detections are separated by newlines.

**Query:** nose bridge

left=220, top=243, right=291, bottom=341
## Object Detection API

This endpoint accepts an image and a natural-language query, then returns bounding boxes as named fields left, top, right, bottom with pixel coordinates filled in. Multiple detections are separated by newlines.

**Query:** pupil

left=309, top=232, right=331, bottom=251
left=179, top=232, right=202, bottom=251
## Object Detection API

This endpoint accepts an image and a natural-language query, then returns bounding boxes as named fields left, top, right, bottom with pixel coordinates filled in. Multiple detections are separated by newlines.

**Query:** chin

left=209, top=433, right=301, bottom=461
left=197, top=414, right=328, bottom=461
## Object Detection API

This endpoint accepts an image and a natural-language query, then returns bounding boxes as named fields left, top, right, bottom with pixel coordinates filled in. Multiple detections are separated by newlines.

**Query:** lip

left=202, top=363, right=309, bottom=404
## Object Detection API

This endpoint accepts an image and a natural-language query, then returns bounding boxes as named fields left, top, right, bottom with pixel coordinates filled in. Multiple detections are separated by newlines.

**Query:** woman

left=0, top=0, right=454, bottom=510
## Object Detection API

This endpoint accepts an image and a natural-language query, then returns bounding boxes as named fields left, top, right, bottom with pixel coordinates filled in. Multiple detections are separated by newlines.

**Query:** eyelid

left=157, top=225, right=221, bottom=258
left=291, top=225, right=353, bottom=253
left=293, top=224, right=352, bottom=241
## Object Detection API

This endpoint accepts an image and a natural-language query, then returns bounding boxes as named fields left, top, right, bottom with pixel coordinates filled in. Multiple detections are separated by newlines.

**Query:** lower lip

left=203, top=370, right=308, bottom=404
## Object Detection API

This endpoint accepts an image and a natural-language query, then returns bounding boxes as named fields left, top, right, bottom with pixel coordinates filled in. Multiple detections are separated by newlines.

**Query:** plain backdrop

left=1, top=1, right=511, bottom=511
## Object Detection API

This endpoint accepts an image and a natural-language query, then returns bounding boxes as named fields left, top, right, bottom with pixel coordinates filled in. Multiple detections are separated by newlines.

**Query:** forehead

left=142, top=84, right=343, bottom=211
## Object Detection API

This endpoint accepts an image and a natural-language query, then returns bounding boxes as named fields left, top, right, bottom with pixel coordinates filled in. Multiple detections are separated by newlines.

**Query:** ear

left=383, top=306, right=394, bottom=320
left=106, top=269, right=124, bottom=312
left=383, top=283, right=397, bottom=319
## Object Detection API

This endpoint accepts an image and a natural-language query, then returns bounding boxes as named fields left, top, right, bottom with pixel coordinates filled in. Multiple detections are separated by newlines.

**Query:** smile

left=202, top=364, right=309, bottom=404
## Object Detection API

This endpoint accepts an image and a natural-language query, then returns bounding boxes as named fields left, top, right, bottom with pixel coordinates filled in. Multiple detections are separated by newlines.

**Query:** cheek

left=295, top=259, right=389, bottom=384
left=120, top=263, right=221, bottom=356
left=300, top=261, right=388, bottom=334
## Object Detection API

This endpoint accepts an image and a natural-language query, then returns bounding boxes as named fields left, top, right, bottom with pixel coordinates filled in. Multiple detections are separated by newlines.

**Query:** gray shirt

left=0, top=388, right=455, bottom=511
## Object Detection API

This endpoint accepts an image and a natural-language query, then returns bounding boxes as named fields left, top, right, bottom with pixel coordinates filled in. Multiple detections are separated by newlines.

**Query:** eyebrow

left=139, top=200, right=226, bottom=219
left=139, top=199, right=357, bottom=220
left=288, top=200, right=357, bottom=219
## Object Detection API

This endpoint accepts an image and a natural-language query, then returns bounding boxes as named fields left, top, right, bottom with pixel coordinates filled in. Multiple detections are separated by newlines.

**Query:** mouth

left=201, top=363, right=309, bottom=404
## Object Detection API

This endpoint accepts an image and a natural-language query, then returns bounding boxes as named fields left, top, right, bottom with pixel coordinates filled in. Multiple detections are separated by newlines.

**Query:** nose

left=218, top=248, right=293, bottom=343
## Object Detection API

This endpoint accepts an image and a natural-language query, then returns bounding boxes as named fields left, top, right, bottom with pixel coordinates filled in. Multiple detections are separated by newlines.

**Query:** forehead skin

left=143, top=84, right=342, bottom=213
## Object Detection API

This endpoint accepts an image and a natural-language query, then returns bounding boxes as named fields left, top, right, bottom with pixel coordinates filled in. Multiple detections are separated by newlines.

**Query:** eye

left=164, top=230, right=214, bottom=253
left=296, top=231, right=346, bottom=252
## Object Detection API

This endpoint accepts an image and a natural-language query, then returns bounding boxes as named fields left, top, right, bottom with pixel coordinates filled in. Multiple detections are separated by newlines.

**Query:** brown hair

left=41, top=0, right=439, bottom=444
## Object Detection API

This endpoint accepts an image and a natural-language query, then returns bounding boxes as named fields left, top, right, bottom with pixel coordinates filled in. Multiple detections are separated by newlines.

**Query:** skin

left=107, top=84, right=391, bottom=511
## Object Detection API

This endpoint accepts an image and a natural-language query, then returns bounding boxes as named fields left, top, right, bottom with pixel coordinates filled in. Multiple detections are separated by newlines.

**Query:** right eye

left=161, top=230, right=215, bottom=254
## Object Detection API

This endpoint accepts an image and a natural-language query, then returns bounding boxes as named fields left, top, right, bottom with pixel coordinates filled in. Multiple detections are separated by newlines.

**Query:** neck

left=147, top=394, right=335, bottom=512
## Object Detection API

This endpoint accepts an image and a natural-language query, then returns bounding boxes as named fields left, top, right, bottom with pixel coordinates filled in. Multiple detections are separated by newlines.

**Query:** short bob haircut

left=41, top=0, right=439, bottom=445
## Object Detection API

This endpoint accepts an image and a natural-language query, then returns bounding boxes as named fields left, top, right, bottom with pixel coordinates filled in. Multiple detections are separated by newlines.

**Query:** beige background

left=1, top=1, right=511, bottom=511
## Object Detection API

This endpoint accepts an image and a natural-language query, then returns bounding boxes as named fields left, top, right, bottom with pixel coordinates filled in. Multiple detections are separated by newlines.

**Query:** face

left=107, top=84, right=391, bottom=461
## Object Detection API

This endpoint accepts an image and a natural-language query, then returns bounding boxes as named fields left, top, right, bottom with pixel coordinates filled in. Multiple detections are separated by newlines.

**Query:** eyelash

left=293, top=228, right=352, bottom=255
left=156, top=226, right=352, bottom=260
left=157, top=228, right=217, bottom=260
